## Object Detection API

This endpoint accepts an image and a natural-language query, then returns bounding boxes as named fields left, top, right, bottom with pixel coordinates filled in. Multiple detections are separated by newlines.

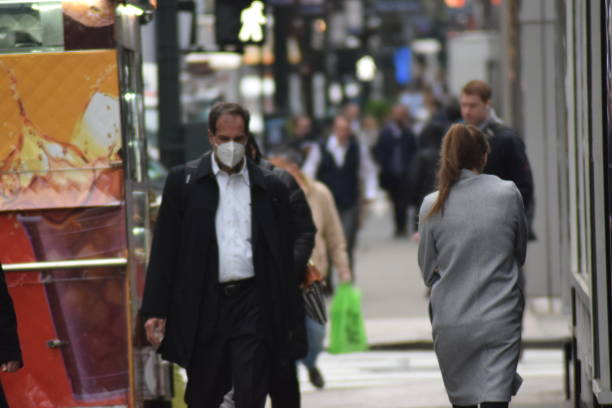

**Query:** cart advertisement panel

left=0, top=50, right=123, bottom=211
left=0, top=50, right=129, bottom=407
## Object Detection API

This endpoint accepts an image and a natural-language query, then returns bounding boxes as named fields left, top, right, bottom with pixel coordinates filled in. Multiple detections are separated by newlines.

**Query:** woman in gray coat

left=418, top=124, right=527, bottom=408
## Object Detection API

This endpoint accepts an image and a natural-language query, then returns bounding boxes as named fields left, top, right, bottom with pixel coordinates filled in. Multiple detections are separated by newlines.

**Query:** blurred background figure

left=268, top=146, right=351, bottom=391
left=372, top=104, right=417, bottom=238
left=357, top=114, right=380, bottom=148
left=343, top=102, right=362, bottom=134
left=289, top=115, right=317, bottom=157
left=302, top=115, right=378, bottom=280
left=409, top=121, right=446, bottom=239
left=0, top=263, right=23, bottom=407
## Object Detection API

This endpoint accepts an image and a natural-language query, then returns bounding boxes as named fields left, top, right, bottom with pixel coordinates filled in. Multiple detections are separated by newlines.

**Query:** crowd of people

left=139, top=77, right=534, bottom=408
left=0, top=78, right=534, bottom=407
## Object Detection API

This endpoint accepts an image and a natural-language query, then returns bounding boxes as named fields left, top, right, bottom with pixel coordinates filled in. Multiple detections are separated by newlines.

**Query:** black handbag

left=302, top=262, right=327, bottom=325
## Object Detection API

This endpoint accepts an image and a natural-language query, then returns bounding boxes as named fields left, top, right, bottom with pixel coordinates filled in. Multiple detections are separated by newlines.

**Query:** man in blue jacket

left=373, top=104, right=418, bottom=237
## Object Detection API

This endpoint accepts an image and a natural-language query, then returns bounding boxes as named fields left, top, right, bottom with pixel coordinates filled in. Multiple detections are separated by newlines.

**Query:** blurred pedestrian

left=409, top=121, right=446, bottom=235
left=302, top=115, right=378, bottom=280
left=418, top=124, right=527, bottom=408
left=0, top=263, right=23, bottom=407
left=343, top=102, right=362, bottom=134
left=268, top=146, right=352, bottom=390
left=358, top=114, right=379, bottom=148
left=289, top=115, right=317, bottom=157
left=460, top=80, right=535, bottom=238
left=141, top=102, right=302, bottom=408
left=372, top=104, right=418, bottom=237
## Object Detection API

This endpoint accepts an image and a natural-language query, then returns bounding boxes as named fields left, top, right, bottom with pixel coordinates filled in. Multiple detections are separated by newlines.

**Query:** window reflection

left=0, top=1, right=63, bottom=53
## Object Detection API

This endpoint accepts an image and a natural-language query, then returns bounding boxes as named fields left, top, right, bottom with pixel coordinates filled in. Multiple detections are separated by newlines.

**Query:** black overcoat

left=482, top=121, right=535, bottom=223
left=372, top=122, right=418, bottom=190
left=141, top=154, right=299, bottom=368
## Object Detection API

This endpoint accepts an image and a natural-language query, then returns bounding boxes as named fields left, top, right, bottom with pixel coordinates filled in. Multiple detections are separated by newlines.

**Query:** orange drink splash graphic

left=0, top=52, right=123, bottom=211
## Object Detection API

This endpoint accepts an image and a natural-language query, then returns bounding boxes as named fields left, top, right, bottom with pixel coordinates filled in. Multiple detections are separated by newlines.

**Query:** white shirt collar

left=211, top=154, right=250, bottom=186
left=327, top=134, right=348, bottom=150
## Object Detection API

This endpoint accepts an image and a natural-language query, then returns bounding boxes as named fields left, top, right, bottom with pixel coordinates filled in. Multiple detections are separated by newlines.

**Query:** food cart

left=0, top=1, right=170, bottom=406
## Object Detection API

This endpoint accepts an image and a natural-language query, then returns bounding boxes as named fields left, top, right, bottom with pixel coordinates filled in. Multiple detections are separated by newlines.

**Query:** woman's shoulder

left=419, top=191, right=439, bottom=216
left=480, top=173, right=517, bottom=191
left=476, top=174, right=522, bottom=204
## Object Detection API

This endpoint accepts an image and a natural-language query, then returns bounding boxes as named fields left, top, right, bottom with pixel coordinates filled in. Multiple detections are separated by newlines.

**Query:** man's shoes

left=308, top=366, right=325, bottom=389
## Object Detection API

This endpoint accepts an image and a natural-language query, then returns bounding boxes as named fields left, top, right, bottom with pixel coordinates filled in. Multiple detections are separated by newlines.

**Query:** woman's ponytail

left=427, top=124, right=489, bottom=218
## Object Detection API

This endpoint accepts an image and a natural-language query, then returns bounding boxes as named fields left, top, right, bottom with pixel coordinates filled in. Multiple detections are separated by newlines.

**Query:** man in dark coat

left=460, top=80, right=535, bottom=238
left=141, top=103, right=303, bottom=408
left=372, top=104, right=418, bottom=237
left=0, top=263, right=23, bottom=407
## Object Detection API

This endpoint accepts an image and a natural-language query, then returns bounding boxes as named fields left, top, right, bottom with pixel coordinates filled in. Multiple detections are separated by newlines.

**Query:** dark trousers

left=185, top=285, right=269, bottom=408
left=339, top=205, right=360, bottom=272
left=453, top=402, right=508, bottom=408
left=384, top=184, right=408, bottom=236
left=269, top=360, right=300, bottom=408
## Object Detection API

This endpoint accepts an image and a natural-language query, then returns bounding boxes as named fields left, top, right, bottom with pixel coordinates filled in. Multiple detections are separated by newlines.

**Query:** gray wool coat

left=418, top=169, right=527, bottom=406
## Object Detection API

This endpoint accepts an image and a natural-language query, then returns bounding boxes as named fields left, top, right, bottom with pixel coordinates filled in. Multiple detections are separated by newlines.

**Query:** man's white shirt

left=301, top=134, right=379, bottom=201
left=212, top=156, right=255, bottom=283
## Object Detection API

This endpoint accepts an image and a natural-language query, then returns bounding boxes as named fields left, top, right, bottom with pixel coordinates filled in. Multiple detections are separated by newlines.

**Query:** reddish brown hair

left=427, top=124, right=490, bottom=217
left=461, top=80, right=492, bottom=102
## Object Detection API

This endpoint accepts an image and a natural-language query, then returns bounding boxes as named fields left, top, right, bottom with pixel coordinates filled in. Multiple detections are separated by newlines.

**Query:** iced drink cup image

left=19, top=208, right=129, bottom=401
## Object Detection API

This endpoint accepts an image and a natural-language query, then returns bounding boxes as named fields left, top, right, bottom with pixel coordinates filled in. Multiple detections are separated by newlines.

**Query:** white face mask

left=215, top=141, right=246, bottom=168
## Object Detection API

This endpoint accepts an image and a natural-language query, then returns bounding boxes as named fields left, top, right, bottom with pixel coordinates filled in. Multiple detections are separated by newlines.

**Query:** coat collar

left=193, top=152, right=267, bottom=190
left=459, top=168, right=480, bottom=180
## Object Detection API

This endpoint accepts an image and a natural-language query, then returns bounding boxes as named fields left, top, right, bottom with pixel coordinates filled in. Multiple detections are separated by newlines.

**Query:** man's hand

left=1, top=361, right=21, bottom=373
left=145, top=317, right=166, bottom=348
left=339, top=267, right=352, bottom=283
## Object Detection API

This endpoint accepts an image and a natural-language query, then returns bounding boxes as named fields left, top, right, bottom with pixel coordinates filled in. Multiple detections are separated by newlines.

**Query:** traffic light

left=215, top=0, right=267, bottom=49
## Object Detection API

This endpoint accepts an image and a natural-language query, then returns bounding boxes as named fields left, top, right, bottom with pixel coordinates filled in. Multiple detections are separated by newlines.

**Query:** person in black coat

left=235, top=136, right=315, bottom=408
left=0, top=263, right=23, bottom=407
left=141, top=103, right=303, bottom=408
left=460, top=80, right=535, bottom=238
left=372, top=104, right=418, bottom=237
left=409, top=122, right=446, bottom=216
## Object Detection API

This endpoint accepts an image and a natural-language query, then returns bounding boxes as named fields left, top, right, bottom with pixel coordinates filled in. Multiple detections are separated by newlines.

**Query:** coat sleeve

left=409, top=153, right=425, bottom=206
left=512, top=185, right=528, bottom=267
left=417, top=197, right=439, bottom=287
left=320, top=186, right=350, bottom=274
left=273, top=168, right=316, bottom=284
left=0, top=264, right=22, bottom=366
left=501, top=130, right=534, bottom=219
left=141, top=167, right=185, bottom=319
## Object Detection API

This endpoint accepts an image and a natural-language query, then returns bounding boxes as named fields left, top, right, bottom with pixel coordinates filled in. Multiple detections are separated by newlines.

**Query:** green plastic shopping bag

left=328, top=283, right=368, bottom=354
